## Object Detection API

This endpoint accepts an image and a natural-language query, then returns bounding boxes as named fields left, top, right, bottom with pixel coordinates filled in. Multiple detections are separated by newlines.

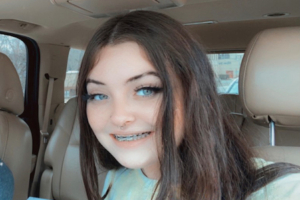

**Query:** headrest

left=0, top=53, right=24, bottom=115
left=239, top=27, right=300, bottom=128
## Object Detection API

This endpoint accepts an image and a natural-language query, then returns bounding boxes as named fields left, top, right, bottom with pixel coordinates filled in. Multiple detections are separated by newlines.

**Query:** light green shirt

left=247, top=158, right=300, bottom=200
left=102, top=167, right=157, bottom=200
left=102, top=158, right=300, bottom=200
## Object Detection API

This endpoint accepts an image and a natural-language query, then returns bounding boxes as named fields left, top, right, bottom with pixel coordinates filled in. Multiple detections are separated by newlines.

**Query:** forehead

left=88, top=42, right=156, bottom=80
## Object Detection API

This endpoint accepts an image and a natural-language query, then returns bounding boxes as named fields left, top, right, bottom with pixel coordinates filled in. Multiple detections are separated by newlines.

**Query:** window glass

left=64, top=48, right=85, bottom=102
left=227, top=81, right=239, bottom=94
left=207, top=53, right=244, bottom=94
left=0, top=34, right=27, bottom=94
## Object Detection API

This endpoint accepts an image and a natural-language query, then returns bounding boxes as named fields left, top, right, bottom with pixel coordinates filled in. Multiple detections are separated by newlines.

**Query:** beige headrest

left=0, top=53, right=24, bottom=115
left=239, top=27, right=300, bottom=128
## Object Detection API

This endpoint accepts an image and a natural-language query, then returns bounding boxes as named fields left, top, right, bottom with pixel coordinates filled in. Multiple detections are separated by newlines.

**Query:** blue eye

left=136, top=86, right=162, bottom=97
left=87, top=94, right=108, bottom=101
left=137, top=89, right=153, bottom=96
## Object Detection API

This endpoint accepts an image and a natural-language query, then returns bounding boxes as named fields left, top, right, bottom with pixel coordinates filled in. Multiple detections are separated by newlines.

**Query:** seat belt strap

left=30, top=74, right=56, bottom=197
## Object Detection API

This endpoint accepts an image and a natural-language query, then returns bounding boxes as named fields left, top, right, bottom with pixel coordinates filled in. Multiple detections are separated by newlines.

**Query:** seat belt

left=30, top=74, right=57, bottom=197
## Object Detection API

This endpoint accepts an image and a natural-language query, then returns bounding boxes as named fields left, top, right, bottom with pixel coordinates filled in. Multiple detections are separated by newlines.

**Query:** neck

left=142, top=161, right=161, bottom=180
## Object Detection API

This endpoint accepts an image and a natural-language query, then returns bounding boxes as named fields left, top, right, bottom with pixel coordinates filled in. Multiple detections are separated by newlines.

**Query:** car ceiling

left=0, top=0, right=299, bottom=51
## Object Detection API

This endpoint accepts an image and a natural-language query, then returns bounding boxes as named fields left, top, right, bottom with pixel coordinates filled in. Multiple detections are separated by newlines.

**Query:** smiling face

left=86, top=41, right=183, bottom=179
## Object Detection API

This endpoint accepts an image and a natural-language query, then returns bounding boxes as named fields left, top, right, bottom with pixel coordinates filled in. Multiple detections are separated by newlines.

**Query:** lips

left=113, top=132, right=151, bottom=141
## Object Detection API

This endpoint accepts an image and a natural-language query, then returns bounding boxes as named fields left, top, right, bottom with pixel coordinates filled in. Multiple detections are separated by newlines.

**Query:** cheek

left=86, top=103, right=110, bottom=132
left=143, top=105, right=159, bottom=123
left=137, top=98, right=161, bottom=124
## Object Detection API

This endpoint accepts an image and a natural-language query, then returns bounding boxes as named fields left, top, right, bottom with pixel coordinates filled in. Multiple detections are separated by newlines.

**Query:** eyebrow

left=86, top=71, right=160, bottom=86
left=86, top=79, right=105, bottom=85
left=126, top=71, right=159, bottom=83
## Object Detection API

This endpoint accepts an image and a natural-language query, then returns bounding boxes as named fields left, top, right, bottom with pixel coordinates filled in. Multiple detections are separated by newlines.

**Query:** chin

left=114, top=153, right=158, bottom=170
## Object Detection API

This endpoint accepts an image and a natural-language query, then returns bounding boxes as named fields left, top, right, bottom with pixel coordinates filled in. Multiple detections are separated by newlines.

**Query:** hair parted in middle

left=77, top=10, right=300, bottom=200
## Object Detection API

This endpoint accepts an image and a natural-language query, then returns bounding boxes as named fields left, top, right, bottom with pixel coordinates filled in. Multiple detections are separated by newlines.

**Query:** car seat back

left=40, top=97, right=107, bottom=199
left=239, top=27, right=300, bottom=164
left=0, top=53, right=32, bottom=200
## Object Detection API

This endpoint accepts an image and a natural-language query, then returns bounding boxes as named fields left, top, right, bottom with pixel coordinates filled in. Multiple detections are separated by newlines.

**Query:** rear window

left=0, top=34, right=27, bottom=95
left=207, top=53, right=244, bottom=94
left=64, top=48, right=84, bottom=102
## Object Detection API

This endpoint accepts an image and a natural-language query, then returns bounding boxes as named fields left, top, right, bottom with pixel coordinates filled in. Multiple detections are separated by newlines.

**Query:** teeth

left=114, top=132, right=150, bottom=142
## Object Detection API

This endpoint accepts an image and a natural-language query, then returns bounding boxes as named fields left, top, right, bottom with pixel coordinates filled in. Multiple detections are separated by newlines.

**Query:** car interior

left=0, top=0, right=299, bottom=199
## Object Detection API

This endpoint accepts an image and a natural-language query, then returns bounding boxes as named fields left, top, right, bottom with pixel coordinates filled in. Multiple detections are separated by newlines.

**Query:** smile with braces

left=114, top=132, right=151, bottom=142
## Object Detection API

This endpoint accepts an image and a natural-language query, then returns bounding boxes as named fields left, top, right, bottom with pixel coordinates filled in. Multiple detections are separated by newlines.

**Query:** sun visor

left=50, top=0, right=186, bottom=18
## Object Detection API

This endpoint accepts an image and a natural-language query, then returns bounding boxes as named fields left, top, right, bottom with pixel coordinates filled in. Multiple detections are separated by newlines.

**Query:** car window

left=64, top=48, right=85, bottom=102
left=227, top=81, right=239, bottom=94
left=207, top=53, right=243, bottom=94
left=0, top=33, right=27, bottom=95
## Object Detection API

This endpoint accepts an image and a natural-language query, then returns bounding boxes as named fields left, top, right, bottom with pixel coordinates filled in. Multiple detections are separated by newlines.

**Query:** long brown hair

left=77, top=10, right=300, bottom=200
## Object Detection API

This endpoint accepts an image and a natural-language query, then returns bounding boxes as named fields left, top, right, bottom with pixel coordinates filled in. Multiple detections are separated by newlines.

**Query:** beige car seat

left=221, top=94, right=300, bottom=147
left=40, top=97, right=107, bottom=199
left=239, top=27, right=300, bottom=165
left=0, top=53, right=33, bottom=200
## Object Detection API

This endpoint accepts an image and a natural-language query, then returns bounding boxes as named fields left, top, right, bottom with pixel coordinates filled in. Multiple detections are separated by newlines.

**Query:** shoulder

left=249, top=173, right=300, bottom=200
left=248, top=158, right=300, bottom=200
left=252, top=157, right=274, bottom=168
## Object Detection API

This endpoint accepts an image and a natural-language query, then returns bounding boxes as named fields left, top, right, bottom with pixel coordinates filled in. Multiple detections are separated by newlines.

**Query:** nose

left=110, top=99, right=135, bottom=128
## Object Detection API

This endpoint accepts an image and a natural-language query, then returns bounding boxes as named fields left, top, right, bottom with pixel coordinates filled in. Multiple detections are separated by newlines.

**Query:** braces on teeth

left=114, top=132, right=150, bottom=141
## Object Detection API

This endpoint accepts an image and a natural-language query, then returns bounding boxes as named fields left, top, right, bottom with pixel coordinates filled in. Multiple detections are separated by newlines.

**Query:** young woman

left=77, top=11, right=300, bottom=200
